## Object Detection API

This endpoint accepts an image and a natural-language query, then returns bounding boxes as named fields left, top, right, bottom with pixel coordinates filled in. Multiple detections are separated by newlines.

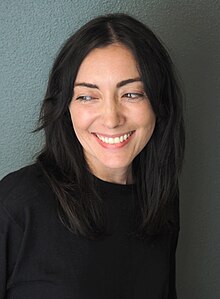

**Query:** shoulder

left=0, top=163, right=54, bottom=230
left=166, top=186, right=180, bottom=233
left=0, top=163, right=49, bottom=202
left=1, top=163, right=38, bottom=190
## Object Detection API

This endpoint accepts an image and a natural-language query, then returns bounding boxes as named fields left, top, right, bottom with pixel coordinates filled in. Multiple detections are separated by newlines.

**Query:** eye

left=76, top=95, right=95, bottom=102
left=122, top=93, right=145, bottom=100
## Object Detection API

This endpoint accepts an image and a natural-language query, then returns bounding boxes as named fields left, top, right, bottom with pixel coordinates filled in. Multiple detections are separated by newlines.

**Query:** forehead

left=75, top=43, right=140, bottom=82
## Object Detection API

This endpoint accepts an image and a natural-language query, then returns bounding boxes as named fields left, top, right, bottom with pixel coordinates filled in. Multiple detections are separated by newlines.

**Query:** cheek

left=137, top=109, right=156, bottom=145
left=69, top=105, right=92, bottom=132
left=148, top=113, right=156, bottom=133
left=138, top=106, right=156, bottom=131
left=147, top=117, right=156, bottom=140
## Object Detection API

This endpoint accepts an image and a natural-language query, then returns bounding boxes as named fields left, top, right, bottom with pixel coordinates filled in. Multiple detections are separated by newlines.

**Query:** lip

left=92, top=131, right=135, bottom=149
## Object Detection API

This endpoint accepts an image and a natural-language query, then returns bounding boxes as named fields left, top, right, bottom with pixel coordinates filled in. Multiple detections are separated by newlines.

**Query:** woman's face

left=69, top=43, right=156, bottom=183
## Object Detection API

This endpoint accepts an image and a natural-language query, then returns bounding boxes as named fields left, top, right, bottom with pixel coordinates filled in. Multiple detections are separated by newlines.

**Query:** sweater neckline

left=93, top=175, right=135, bottom=196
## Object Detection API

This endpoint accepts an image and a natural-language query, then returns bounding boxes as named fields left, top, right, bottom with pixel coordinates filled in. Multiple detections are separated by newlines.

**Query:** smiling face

left=69, top=43, right=156, bottom=184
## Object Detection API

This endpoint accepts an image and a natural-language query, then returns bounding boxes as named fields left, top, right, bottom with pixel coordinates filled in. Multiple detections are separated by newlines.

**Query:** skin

left=69, top=43, right=156, bottom=184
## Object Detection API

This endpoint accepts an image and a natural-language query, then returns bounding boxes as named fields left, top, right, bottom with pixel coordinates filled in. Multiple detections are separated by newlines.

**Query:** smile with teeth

left=95, top=131, right=134, bottom=144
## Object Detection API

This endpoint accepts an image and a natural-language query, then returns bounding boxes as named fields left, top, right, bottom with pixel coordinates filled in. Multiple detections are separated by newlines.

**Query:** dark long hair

left=35, top=13, right=185, bottom=240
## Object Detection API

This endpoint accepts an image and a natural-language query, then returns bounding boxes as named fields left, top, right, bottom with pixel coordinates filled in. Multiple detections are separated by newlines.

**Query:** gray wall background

left=1, top=1, right=219, bottom=298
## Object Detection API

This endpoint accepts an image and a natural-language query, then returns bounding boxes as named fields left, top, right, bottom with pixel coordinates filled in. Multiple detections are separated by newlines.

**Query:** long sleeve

left=0, top=202, right=23, bottom=299
left=0, top=164, right=180, bottom=299
left=167, top=232, right=179, bottom=298
left=167, top=184, right=180, bottom=298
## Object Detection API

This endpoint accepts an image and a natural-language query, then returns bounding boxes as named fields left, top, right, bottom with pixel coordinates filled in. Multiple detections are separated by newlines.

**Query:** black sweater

left=0, top=164, right=179, bottom=298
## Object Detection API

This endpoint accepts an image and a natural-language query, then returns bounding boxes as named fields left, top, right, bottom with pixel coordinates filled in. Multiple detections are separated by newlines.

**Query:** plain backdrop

left=0, top=1, right=219, bottom=298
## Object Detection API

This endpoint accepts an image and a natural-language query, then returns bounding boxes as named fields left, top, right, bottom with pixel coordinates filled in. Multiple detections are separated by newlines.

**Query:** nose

left=101, top=100, right=125, bottom=129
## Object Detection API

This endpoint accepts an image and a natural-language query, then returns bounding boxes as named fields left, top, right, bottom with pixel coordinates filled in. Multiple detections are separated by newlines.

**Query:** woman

left=0, top=13, right=185, bottom=298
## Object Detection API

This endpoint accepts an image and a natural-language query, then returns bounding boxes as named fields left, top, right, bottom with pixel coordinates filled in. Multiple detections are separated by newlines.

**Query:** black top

left=0, top=164, right=179, bottom=299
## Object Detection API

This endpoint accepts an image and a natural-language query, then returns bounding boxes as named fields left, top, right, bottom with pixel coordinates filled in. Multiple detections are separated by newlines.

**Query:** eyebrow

left=74, top=77, right=142, bottom=89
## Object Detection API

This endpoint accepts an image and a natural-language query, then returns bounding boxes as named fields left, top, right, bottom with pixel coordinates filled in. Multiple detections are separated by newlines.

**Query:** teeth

left=96, top=132, right=133, bottom=144
left=109, top=138, right=114, bottom=144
